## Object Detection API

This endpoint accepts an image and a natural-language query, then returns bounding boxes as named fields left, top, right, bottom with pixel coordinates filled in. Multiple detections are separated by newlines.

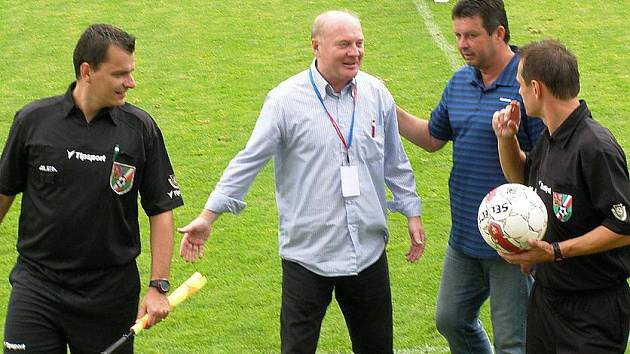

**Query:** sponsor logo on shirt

left=167, top=189, right=182, bottom=199
left=67, top=150, right=106, bottom=163
left=168, top=174, right=180, bottom=189
left=611, top=203, right=627, bottom=222
left=538, top=180, right=551, bottom=195
left=38, top=164, right=58, bottom=173
left=3, top=341, right=26, bottom=351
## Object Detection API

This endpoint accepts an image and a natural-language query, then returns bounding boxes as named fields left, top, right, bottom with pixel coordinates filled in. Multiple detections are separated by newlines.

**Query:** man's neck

left=314, top=63, right=352, bottom=94
left=542, top=98, right=581, bottom=135
left=479, top=44, right=514, bottom=87
left=72, top=82, right=99, bottom=123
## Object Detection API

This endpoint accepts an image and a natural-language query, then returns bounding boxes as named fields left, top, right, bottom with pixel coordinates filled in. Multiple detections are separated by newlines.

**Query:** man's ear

left=79, top=62, right=92, bottom=82
left=495, top=25, right=506, bottom=42
left=531, top=79, right=542, bottom=99
left=311, top=38, right=319, bottom=56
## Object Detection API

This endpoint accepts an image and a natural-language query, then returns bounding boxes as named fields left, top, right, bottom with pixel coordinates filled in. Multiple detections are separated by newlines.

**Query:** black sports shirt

left=525, top=100, right=630, bottom=291
left=0, top=83, right=184, bottom=271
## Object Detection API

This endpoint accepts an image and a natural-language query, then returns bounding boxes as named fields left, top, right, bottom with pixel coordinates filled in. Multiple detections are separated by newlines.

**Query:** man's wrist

left=551, top=242, right=564, bottom=262
left=148, top=279, right=171, bottom=294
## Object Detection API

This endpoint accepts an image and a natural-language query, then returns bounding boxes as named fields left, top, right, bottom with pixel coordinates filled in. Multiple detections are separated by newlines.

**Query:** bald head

left=311, top=10, right=362, bottom=40
left=310, top=10, right=364, bottom=92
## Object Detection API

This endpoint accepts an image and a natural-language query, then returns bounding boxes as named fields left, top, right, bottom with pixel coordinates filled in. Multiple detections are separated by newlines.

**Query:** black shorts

left=3, top=258, right=140, bottom=354
left=527, top=282, right=630, bottom=354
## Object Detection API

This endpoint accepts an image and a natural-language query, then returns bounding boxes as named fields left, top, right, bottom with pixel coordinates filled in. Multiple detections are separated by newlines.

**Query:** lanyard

left=308, top=67, right=357, bottom=163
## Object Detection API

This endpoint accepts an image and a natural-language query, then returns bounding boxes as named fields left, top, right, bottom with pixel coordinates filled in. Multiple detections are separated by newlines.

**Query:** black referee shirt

left=0, top=82, right=184, bottom=271
left=525, top=100, right=630, bottom=291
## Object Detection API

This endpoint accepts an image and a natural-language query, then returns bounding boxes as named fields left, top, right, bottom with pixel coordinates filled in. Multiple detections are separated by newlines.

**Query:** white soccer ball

left=477, top=183, right=548, bottom=253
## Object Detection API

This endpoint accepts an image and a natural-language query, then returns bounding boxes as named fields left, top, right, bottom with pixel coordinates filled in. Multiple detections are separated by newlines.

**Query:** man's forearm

left=0, top=194, right=15, bottom=225
left=497, top=136, right=526, bottom=183
left=396, top=106, right=444, bottom=152
left=559, top=225, right=630, bottom=259
left=149, top=210, right=175, bottom=279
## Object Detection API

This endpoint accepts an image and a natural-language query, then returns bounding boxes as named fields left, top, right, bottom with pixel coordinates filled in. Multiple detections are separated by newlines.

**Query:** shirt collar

left=62, top=82, right=118, bottom=126
left=548, top=100, right=590, bottom=148
left=469, top=45, right=520, bottom=89
left=310, top=59, right=357, bottom=98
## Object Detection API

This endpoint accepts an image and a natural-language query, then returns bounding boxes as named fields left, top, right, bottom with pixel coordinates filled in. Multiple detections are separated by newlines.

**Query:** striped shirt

left=429, top=47, right=545, bottom=258
left=205, top=60, right=421, bottom=276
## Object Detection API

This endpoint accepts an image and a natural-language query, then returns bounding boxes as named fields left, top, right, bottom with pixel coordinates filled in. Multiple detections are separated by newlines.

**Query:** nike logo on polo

left=67, top=150, right=106, bottom=163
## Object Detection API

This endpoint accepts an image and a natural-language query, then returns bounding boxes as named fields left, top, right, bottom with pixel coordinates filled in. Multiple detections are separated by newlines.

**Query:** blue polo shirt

left=429, top=46, right=545, bottom=258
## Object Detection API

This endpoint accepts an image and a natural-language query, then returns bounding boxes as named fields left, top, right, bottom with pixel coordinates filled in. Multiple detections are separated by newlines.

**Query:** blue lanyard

left=308, top=67, right=357, bottom=163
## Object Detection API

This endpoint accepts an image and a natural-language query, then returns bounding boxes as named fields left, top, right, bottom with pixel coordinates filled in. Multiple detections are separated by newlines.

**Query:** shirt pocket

left=28, top=144, right=65, bottom=192
left=357, top=120, right=384, bottom=164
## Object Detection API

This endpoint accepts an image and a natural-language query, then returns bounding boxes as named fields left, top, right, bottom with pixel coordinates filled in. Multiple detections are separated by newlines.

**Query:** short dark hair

left=73, top=24, right=135, bottom=78
left=452, top=0, right=510, bottom=43
left=520, top=39, right=580, bottom=100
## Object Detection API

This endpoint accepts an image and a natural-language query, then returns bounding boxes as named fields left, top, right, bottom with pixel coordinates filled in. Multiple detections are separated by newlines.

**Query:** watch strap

left=551, top=242, right=563, bottom=262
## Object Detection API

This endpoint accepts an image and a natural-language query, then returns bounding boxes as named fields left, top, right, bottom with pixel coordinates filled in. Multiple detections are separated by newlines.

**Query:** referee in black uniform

left=493, top=39, right=630, bottom=354
left=0, top=24, right=183, bottom=353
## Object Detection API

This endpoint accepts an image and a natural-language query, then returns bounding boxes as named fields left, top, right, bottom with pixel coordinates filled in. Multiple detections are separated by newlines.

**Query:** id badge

left=340, top=165, right=360, bottom=197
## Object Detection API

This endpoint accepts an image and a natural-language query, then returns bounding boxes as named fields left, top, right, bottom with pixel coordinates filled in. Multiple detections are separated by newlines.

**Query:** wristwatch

left=551, top=242, right=564, bottom=262
left=149, top=279, right=171, bottom=294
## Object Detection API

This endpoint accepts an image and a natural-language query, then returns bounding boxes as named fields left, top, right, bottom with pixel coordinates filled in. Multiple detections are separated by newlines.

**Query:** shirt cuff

left=387, top=197, right=421, bottom=217
left=204, top=190, right=247, bottom=215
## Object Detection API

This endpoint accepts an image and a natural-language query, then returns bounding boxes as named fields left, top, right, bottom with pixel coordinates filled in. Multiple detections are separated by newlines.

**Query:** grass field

left=0, top=1, right=628, bottom=353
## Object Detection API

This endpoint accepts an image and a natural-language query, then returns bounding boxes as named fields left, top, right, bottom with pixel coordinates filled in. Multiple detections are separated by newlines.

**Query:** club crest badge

left=110, top=161, right=136, bottom=195
left=552, top=192, right=573, bottom=222
left=611, top=203, right=627, bottom=222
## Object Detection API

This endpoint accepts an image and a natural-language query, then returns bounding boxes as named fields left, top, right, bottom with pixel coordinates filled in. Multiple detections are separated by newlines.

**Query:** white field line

left=412, top=0, right=462, bottom=71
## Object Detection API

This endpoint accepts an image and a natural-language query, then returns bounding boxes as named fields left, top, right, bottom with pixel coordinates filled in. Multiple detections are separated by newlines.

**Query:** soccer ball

left=477, top=183, right=548, bottom=253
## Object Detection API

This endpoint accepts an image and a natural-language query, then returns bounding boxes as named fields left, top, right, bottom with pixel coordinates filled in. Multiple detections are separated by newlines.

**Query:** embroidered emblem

left=611, top=203, right=627, bottom=222
left=552, top=192, right=573, bottom=222
left=110, top=161, right=136, bottom=195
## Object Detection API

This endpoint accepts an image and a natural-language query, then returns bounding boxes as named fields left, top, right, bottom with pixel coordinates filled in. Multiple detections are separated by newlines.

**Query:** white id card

left=340, top=165, right=360, bottom=197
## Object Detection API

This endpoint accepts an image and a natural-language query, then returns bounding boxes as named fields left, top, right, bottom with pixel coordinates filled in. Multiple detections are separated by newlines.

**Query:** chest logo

left=611, top=203, right=627, bottom=222
left=552, top=192, right=573, bottom=222
left=110, top=161, right=136, bottom=195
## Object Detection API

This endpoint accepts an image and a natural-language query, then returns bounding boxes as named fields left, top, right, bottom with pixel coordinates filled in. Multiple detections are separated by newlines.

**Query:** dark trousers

left=4, top=258, right=139, bottom=354
left=527, top=282, right=630, bottom=354
left=280, top=252, right=392, bottom=354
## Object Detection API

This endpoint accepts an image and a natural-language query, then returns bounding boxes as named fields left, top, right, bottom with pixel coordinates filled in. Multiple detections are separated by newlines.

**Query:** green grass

left=0, top=1, right=628, bottom=353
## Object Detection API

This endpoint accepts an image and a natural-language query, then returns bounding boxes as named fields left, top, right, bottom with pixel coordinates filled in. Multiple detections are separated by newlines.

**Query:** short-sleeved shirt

left=429, top=46, right=545, bottom=258
left=525, top=100, right=630, bottom=291
left=0, top=82, right=184, bottom=272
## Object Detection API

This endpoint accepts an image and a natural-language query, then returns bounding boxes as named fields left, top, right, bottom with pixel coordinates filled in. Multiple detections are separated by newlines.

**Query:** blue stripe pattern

left=429, top=48, right=545, bottom=258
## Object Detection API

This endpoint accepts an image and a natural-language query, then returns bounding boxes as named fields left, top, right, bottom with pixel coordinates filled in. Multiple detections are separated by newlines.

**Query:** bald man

left=178, top=10, right=425, bottom=354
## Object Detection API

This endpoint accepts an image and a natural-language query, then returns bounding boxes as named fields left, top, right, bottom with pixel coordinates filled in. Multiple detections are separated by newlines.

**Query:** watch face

left=159, top=280, right=170, bottom=292
left=150, top=279, right=170, bottom=293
